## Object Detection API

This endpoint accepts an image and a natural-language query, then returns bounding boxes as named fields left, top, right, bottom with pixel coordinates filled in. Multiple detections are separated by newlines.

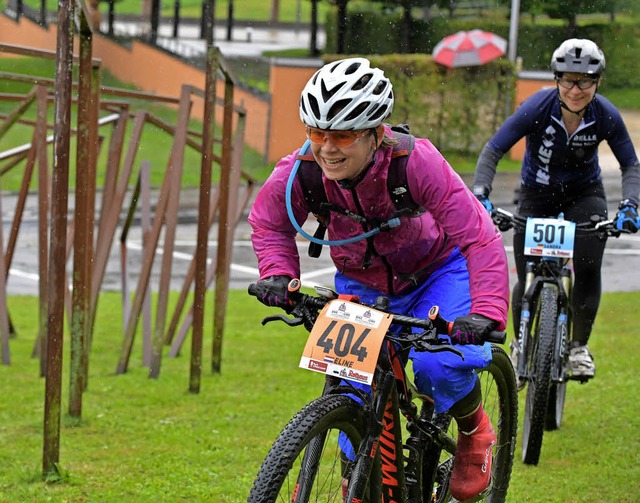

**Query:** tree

left=373, top=0, right=433, bottom=53
left=503, top=0, right=614, bottom=30
left=271, top=0, right=280, bottom=23
left=149, top=0, right=160, bottom=44
left=331, top=0, right=350, bottom=54
left=310, top=0, right=320, bottom=57
left=542, top=0, right=609, bottom=31
left=517, top=0, right=546, bottom=23
left=101, top=0, right=123, bottom=36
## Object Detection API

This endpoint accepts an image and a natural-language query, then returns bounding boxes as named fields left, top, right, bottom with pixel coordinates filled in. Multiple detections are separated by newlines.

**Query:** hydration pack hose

left=285, top=140, right=400, bottom=246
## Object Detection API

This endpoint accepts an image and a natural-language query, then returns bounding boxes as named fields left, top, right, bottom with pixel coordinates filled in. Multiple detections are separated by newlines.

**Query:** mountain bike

left=491, top=208, right=625, bottom=466
left=247, top=279, right=518, bottom=502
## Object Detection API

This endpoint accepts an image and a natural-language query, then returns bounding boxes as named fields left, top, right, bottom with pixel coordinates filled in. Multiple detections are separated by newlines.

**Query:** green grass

left=0, top=290, right=638, bottom=501
left=0, top=55, right=268, bottom=189
left=600, top=86, right=640, bottom=110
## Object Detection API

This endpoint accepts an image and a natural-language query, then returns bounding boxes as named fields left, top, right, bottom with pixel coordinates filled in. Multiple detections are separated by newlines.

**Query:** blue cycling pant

left=334, top=247, right=493, bottom=414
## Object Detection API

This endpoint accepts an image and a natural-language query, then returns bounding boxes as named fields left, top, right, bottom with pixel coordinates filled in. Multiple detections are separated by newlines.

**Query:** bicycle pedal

left=568, top=372, right=594, bottom=383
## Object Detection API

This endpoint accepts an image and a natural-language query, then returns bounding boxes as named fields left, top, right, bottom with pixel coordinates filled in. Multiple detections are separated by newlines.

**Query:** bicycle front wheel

left=546, top=305, right=571, bottom=431
left=522, top=285, right=557, bottom=465
left=429, top=344, right=518, bottom=503
left=247, top=394, right=368, bottom=503
left=545, top=380, right=567, bottom=431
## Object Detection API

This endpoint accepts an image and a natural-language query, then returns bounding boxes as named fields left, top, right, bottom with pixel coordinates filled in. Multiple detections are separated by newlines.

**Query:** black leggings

left=512, top=183, right=608, bottom=346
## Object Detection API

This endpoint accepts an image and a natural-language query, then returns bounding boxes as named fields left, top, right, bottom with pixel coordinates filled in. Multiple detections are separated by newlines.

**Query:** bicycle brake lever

left=419, top=341, right=465, bottom=359
left=388, top=332, right=465, bottom=359
left=261, top=314, right=304, bottom=327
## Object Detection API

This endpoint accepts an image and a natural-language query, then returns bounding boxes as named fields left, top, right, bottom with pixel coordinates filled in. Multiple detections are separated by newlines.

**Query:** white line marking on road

left=8, top=240, right=639, bottom=285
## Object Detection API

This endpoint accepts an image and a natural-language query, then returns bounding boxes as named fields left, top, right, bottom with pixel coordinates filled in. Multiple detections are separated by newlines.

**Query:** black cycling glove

left=251, top=275, right=292, bottom=309
left=450, top=313, right=498, bottom=345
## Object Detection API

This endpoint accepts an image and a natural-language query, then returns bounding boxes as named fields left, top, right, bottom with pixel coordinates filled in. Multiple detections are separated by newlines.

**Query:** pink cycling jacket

left=248, top=127, right=510, bottom=330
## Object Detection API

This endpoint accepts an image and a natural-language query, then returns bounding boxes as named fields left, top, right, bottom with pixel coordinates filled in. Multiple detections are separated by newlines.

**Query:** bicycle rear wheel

left=247, top=394, right=368, bottom=503
left=522, top=285, right=557, bottom=465
left=429, top=344, right=518, bottom=503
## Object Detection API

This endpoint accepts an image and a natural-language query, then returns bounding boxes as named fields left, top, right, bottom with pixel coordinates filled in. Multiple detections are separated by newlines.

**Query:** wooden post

left=189, top=0, right=216, bottom=392
left=42, top=0, right=73, bottom=477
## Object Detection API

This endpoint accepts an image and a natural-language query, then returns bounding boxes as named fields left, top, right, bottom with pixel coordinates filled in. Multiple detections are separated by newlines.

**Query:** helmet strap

left=374, top=124, right=386, bottom=147
left=556, top=82, right=598, bottom=117
left=559, top=99, right=587, bottom=116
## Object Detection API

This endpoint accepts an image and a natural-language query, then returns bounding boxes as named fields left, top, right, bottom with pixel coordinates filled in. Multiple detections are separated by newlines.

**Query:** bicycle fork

left=552, top=266, right=572, bottom=382
left=516, top=262, right=536, bottom=379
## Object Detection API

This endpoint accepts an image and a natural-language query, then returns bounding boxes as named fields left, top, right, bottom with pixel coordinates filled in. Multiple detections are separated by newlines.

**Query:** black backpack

left=295, top=124, right=420, bottom=258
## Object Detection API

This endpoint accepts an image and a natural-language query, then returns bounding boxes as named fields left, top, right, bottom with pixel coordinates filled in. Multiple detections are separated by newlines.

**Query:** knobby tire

left=522, top=285, right=557, bottom=465
left=545, top=381, right=567, bottom=431
left=247, top=394, right=368, bottom=503
left=545, top=302, right=571, bottom=431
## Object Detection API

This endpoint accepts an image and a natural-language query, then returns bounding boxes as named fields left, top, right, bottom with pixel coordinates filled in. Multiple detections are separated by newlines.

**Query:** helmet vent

left=344, top=102, right=369, bottom=123
left=321, top=79, right=345, bottom=102
left=307, top=95, right=321, bottom=121
left=345, top=61, right=361, bottom=75
left=372, top=81, right=387, bottom=95
left=352, top=74, right=372, bottom=91
left=369, top=104, right=389, bottom=122
left=327, top=99, right=351, bottom=122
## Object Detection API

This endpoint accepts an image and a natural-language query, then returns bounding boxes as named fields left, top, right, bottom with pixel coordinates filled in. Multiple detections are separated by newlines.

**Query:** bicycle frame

left=321, top=339, right=448, bottom=502
left=247, top=281, right=514, bottom=502
left=492, top=206, right=622, bottom=389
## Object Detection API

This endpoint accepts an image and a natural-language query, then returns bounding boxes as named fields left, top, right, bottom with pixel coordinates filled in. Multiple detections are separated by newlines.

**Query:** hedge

left=325, top=10, right=640, bottom=89
left=322, top=54, right=516, bottom=155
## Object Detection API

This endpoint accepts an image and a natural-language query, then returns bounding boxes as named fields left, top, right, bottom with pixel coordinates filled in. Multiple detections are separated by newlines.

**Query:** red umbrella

left=432, top=30, right=507, bottom=68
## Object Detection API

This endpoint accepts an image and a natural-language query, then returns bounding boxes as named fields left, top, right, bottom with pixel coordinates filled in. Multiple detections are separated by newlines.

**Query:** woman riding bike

left=472, top=39, right=640, bottom=381
left=248, top=57, right=510, bottom=502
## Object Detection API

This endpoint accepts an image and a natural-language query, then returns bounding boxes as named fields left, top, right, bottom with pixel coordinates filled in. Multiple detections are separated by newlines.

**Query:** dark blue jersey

left=487, top=88, right=638, bottom=194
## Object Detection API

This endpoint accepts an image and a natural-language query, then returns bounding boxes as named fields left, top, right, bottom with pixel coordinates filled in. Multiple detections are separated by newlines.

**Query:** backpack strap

left=295, top=126, right=419, bottom=258
left=387, top=128, right=420, bottom=216
left=296, top=149, right=327, bottom=219
left=296, top=147, right=329, bottom=258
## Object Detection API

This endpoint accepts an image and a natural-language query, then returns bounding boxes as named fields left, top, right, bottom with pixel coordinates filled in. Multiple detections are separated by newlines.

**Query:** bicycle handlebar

left=491, top=207, right=627, bottom=238
left=248, top=280, right=506, bottom=345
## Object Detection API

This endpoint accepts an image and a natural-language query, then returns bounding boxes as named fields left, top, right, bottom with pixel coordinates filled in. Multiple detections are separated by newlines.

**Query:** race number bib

left=299, top=300, right=393, bottom=385
left=524, top=218, right=576, bottom=258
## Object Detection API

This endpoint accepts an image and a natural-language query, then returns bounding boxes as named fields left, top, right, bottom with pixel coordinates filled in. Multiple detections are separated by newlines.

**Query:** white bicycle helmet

left=299, top=58, right=394, bottom=130
left=550, top=38, right=606, bottom=75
